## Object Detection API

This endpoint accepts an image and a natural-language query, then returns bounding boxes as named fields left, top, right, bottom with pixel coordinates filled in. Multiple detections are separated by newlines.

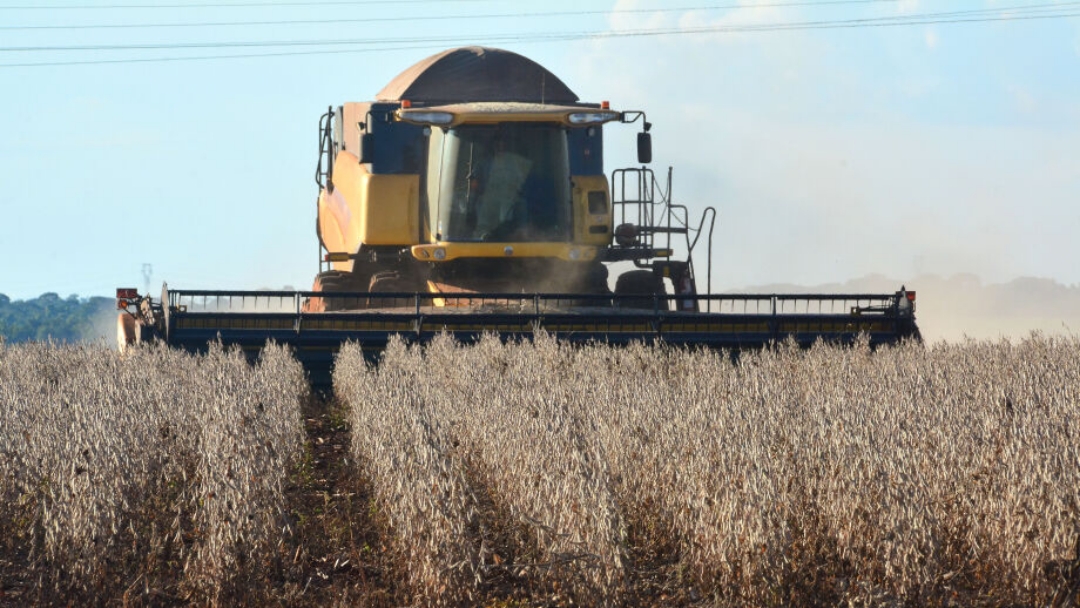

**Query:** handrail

left=165, top=289, right=912, bottom=319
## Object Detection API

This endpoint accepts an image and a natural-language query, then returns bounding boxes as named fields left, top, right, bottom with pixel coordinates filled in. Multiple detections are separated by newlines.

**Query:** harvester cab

left=117, top=47, right=919, bottom=386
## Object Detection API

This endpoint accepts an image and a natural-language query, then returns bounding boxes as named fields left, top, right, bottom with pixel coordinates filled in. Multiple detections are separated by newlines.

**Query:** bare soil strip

left=279, top=394, right=402, bottom=607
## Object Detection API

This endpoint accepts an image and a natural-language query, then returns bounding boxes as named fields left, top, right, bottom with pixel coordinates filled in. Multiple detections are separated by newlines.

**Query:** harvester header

left=117, top=46, right=919, bottom=385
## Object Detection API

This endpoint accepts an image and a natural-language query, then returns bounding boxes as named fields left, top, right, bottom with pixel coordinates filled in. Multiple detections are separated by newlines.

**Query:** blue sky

left=1, top=0, right=1078, bottom=302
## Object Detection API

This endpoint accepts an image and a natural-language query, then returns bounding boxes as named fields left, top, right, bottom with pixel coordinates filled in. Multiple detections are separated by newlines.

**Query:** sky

left=1, top=0, right=1078, bottom=335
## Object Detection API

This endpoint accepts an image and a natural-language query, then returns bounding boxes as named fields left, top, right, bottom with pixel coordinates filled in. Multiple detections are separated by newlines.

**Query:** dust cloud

left=736, top=274, right=1080, bottom=344
left=89, top=307, right=121, bottom=349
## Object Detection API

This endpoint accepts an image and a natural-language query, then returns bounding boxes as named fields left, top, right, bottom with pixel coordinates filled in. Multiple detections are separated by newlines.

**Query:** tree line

left=0, top=293, right=114, bottom=343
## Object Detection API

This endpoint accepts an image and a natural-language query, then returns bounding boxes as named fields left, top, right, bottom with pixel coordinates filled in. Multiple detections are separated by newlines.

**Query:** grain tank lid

left=376, top=46, right=579, bottom=105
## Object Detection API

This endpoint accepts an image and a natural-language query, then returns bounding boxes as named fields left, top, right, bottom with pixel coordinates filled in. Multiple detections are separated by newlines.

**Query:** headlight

left=568, top=111, right=620, bottom=125
left=398, top=111, right=454, bottom=125
left=568, top=248, right=581, bottom=261
left=433, top=247, right=447, bottom=260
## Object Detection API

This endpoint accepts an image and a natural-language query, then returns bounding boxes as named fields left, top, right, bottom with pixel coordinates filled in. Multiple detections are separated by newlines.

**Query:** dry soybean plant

left=425, top=334, right=625, bottom=601
left=336, top=333, right=1080, bottom=606
left=337, top=334, right=625, bottom=605
left=186, top=342, right=307, bottom=602
left=0, top=340, right=306, bottom=605
left=337, top=338, right=485, bottom=605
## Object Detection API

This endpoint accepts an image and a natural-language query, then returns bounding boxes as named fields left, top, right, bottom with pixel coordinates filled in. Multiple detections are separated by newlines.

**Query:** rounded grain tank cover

left=376, top=46, right=579, bottom=105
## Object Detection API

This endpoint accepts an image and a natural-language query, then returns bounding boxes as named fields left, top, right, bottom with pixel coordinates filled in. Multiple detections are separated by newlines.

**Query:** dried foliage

left=0, top=340, right=305, bottom=605
left=339, top=334, right=625, bottom=605
left=2, top=332, right=1079, bottom=606
left=336, top=333, right=1080, bottom=606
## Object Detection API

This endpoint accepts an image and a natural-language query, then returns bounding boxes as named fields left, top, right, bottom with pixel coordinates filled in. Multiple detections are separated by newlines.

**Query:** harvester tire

left=615, top=270, right=669, bottom=311
left=303, top=270, right=368, bottom=312
left=117, top=313, right=150, bottom=353
left=368, top=271, right=413, bottom=309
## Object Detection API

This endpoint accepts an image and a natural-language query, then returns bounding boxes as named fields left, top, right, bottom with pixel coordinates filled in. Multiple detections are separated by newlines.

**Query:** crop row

left=0, top=341, right=305, bottom=605
left=2, top=333, right=1077, bottom=606
left=338, top=333, right=1080, bottom=606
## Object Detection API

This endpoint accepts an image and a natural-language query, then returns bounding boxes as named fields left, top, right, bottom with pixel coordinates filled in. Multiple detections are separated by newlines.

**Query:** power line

left=0, top=0, right=497, bottom=8
left=1, top=32, right=531, bottom=53
left=624, top=9, right=1080, bottom=35
left=2, top=5, right=1076, bottom=67
left=3, top=4, right=1074, bottom=53
left=0, top=42, right=449, bottom=67
left=0, top=0, right=899, bottom=30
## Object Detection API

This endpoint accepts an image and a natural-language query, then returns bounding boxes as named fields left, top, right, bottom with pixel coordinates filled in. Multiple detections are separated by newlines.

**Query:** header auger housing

left=117, top=47, right=919, bottom=386
left=118, top=286, right=919, bottom=387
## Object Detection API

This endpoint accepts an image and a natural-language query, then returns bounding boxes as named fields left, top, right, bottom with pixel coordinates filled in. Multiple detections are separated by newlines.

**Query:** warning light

left=601, top=100, right=610, bottom=109
left=401, top=99, right=412, bottom=109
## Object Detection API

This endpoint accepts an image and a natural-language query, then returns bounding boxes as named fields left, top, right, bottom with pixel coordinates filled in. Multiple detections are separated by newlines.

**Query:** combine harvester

left=118, top=47, right=919, bottom=385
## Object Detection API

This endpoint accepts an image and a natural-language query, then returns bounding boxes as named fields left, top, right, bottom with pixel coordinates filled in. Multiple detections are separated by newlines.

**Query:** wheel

left=117, top=313, right=153, bottom=352
left=117, top=313, right=138, bottom=353
left=614, top=269, right=669, bottom=311
left=563, top=263, right=610, bottom=308
left=302, top=270, right=369, bottom=312
left=367, top=271, right=415, bottom=309
left=580, top=263, right=611, bottom=295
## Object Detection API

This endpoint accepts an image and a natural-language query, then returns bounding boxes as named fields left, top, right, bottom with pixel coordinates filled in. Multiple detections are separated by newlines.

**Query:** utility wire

left=0, top=0, right=498, bottom=9
left=2, top=5, right=1076, bottom=67
left=0, top=0, right=900, bottom=30
left=3, top=4, right=1075, bottom=53
left=0, top=42, right=449, bottom=67
left=623, top=9, right=1080, bottom=34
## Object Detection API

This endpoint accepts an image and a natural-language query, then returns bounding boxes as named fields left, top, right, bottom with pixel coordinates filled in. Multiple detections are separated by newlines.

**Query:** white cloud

left=1007, top=85, right=1038, bottom=113
left=897, top=0, right=920, bottom=14
left=924, top=28, right=939, bottom=50
left=607, top=0, right=670, bottom=32
left=677, top=0, right=791, bottom=28
left=606, top=0, right=803, bottom=47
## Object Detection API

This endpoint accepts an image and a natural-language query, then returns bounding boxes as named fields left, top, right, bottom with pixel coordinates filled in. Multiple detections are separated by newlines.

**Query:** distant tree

left=0, top=293, right=115, bottom=344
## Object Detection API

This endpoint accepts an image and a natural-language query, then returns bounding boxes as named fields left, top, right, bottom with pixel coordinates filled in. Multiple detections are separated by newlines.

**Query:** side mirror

left=359, top=132, right=374, bottom=164
left=637, top=132, right=652, bottom=164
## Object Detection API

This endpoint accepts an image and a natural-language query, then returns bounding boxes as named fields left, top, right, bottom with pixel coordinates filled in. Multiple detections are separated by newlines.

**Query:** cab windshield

left=428, top=124, right=571, bottom=242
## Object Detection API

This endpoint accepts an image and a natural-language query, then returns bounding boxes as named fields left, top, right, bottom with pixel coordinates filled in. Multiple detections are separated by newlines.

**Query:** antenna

left=141, top=263, right=153, bottom=295
left=541, top=72, right=546, bottom=105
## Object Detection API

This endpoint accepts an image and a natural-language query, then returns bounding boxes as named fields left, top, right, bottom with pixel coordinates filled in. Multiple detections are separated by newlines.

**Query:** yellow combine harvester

left=306, top=46, right=698, bottom=305
left=118, top=47, right=918, bottom=385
